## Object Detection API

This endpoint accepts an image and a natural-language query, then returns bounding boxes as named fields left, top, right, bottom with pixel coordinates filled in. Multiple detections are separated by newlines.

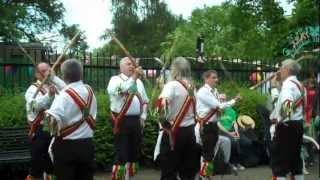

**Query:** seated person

left=218, top=107, right=246, bottom=171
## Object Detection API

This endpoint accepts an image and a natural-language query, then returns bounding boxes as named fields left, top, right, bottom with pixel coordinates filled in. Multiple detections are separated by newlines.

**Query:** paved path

left=96, top=164, right=319, bottom=180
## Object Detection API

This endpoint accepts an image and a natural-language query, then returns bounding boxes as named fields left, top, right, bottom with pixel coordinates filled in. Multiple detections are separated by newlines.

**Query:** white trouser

left=218, top=135, right=231, bottom=163
left=274, top=175, right=304, bottom=180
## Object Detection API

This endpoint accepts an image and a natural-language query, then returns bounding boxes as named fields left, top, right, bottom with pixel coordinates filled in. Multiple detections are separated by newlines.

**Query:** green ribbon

left=83, top=106, right=90, bottom=118
left=42, top=116, right=50, bottom=132
left=129, top=83, right=138, bottom=93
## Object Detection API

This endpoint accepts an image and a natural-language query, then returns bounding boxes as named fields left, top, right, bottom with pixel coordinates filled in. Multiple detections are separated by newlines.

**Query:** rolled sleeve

left=25, top=86, right=51, bottom=112
left=51, top=76, right=66, bottom=90
left=46, top=94, right=66, bottom=123
left=159, top=82, right=174, bottom=101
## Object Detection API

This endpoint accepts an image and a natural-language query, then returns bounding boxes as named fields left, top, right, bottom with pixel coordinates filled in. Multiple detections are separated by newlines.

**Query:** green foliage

left=290, top=0, right=319, bottom=27
left=0, top=0, right=65, bottom=42
left=92, top=92, right=115, bottom=169
left=98, top=0, right=183, bottom=57
left=159, top=0, right=302, bottom=60
left=0, top=94, right=27, bottom=127
left=59, top=24, right=89, bottom=53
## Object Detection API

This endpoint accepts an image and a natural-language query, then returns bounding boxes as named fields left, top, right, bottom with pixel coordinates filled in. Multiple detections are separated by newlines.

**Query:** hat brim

left=237, top=115, right=255, bottom=129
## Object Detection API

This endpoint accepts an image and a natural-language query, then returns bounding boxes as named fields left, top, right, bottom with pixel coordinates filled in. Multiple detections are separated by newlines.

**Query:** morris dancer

left=154, top=57, right=199, bottom=180
left=25, top=62, right=65, bottom=180
left=46, top=59, right=97, bottom=180
left=270, top=59, right=305, bottom=180
left=107, top=57, right=149, bottom=180
left=196, top=70, right=241, bottom=178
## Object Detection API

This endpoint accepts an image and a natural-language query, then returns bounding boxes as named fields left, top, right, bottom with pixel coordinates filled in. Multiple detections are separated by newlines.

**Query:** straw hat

left=237, top=115, right=255, bottom=129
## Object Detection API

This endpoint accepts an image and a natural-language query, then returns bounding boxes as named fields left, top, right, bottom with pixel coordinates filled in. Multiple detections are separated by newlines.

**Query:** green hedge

left=0, top=83, right=267, bottom=169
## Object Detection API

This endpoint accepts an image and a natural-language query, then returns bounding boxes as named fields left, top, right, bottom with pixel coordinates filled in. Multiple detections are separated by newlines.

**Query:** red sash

left=60, top=85, right=95, bottom=138
left=111, top=92, right=143, bottom=134
left=28, top=83, right=47, bottom=138
left=170, top=80, right=196, bottom=144
left=197, top=108, right=219, bottom=124
left=32, top=83, right=47, bottom=95
left=290, top=80, right=306, bottom=109
left=28, top=111, right=45, bottom=138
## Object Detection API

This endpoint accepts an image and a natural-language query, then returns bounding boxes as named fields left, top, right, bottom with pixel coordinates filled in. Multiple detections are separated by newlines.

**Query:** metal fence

left=0, top=48, right=319, bottom=94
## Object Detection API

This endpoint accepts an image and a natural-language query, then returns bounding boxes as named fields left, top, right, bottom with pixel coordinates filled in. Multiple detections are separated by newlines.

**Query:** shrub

left=0, top=93, right=27, bottom=127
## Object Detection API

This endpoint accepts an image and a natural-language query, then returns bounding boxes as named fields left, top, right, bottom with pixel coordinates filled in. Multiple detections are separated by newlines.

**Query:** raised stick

left=32, top=31, right=80, bottom=98
left=249, top=54, right=313, bottom=90
left=106, top=29, right=137, bottom=66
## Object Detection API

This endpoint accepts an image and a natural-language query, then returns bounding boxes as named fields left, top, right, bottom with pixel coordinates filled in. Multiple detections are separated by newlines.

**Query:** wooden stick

left=218, top=58, right=241, bottom=93
left=32, top=31, right=80, bottom=98
left=15, top=41, right=50, bottom=79
left=16, top=42, right=37, bottom=66
left=106, top=29, right=137, bottom=66
left=249, top=54, right=313, bottom=90
left=106, top=29, right=150, bottom=84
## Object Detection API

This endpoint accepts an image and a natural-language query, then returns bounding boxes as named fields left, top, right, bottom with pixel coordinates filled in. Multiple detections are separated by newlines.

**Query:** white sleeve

left=159, top=82, right=175, bottom=101
left=219, top=99, right=236, bottom=109
left=271, top=88, right=279, bottom=100
left=25, top=85, right=51, bottom=112
left=137, top=79, right=149, bottom=104
left=46, top=94, right=67, bottom=123
left=137, top=79, right=149, bottom=120
left=197, top=88, right=234, bottom=110
left=51, top=76, right=66, bottom=91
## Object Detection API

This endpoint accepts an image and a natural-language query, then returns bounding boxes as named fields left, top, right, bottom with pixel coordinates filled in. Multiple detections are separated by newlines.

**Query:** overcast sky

left=62, top=0, right=294, bottom=50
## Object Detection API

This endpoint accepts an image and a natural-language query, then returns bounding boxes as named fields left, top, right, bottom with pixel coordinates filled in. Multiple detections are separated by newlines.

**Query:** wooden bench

left=0, top=127, right=31, bottom=164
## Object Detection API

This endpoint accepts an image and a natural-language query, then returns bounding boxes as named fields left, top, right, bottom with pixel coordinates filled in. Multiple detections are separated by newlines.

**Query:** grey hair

left=120, top=57, right=129, bottom=66
left=61, top=59, right=83, bottom=83
left=202, top=70, right=217, bottom=82
left=281, top=59, right=301, bottom=75
left=169, top=57, right=191, bottom=81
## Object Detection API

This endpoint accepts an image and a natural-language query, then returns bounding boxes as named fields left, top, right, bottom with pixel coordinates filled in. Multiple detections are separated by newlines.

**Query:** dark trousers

left=159, top=124, right=201, bottom=180
left=114, top=115, right=142, bottom=164
left=30, top=128, right=53, bottom=178
left=52, top=138, right=95, bottom=180
left=270, top=120, right=303, bottom=177
left=201, top=122, right=219, bottom=161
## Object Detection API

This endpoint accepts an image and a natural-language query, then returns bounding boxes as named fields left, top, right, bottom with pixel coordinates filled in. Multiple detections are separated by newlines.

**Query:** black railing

left=0, top=49, right=319, bottom=94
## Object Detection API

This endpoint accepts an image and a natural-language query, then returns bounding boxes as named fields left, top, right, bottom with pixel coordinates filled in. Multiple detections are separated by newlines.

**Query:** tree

left=160, top=0, right=292, bottom=60
left=100, top=0, right=182, bottom=56
left=290, top=0, right=320, bottom=27
left=59, top=24, right=88, bottom=55
left=0, top=0, right=65, bottom=42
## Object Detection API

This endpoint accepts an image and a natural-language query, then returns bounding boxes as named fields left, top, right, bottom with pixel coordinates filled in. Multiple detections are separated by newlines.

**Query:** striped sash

left=60, top=85, right=95, bottom=138
left=290, top=80, right=306, bottom=109
left=111, top=92, right=143, bottom=135
left=28, top=110, right=45, bottom=138
left=28, top=83, right=47, bottom=138
left=170, top=80, right=196, bottom=144
left=32, top=82, right=47, bottom=95
left=197, top=108, right=219, bottom=124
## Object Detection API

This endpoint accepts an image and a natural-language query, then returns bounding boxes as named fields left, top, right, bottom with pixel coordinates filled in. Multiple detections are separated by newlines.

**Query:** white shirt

left=159, top=80, right=195, bottom=127
left=25, top=76, right=66, bottom=123
left=107, top=73, right=149, bottom=120
left=46, top=81, right=97, bottom=140
left=196, top=84, right=236, bottom=123
left=270, top=76, right=304, bottom=122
